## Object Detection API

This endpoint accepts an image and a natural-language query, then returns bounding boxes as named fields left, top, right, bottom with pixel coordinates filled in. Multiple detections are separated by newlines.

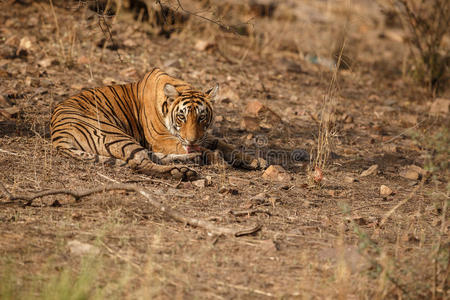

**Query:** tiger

left=50, top=68, right=259, bottom=180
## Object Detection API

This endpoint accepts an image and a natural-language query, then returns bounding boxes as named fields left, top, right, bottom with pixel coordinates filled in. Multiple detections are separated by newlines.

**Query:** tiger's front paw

left=232, top=152, right=267, bottom=170
left=136, top=161, right=197, bottom=181
left=169, top=166, right=198, bottom=181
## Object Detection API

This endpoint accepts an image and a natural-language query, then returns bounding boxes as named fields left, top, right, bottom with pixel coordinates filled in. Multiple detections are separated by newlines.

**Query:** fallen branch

left=0, top=182, right=261, bottom=237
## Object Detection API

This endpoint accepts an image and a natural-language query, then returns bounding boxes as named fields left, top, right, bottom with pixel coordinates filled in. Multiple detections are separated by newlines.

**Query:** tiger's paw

left=169, top=166, right=198, bottom=181
left=231, top=152, right=267, bottom=170
left=136, top=162, right=197, bottom=181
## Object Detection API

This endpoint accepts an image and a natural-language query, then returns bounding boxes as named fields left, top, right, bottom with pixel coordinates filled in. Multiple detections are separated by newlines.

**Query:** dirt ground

left=0, top=0, right=449, bottom=299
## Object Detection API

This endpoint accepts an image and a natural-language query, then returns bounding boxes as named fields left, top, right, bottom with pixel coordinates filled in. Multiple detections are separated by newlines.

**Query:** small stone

left=251, top=192, right=266, bottom=202
left=408, top=165, right=426, bottom=176
left=240, top=116, right=260, bottom=131
left=313, top=167, right=323, bottom=183
left=400, top=169, right=419, bottom=180
left=429, top=98, right=449, bottom=115
left=245, top=100, right=265, bottom=116
left=262, top=165, right=291, bottom=182
left=360, top=164, right=378, bottom=177
left=37, top=58, right=56, bottom=68
left=71, top=83, right=85, bottom=90
left=382, top=144, right=397, bottom=153
left=228, top=176, right=251, bottom=186
left=344, top=176, right=356, bottom=183
left=0, top=95, right=9, bottom=107
left=192, top=179, right=206, bottom=188
left=195, top=40, right=215, bottom=51
left=215, top=115, right=224, bottom=122
left=343, top=114, right=353, bottom=123
left=0, top=106, right=20, bottom=119
left=380, top=185, right=393, bottom=196
left=399, top=165, right=425, bottom=181
left=220, top=86, right=239, bottom=102
left=68, top=240, right=99, bottom=256
left=102, top=77, right=118, bottom=86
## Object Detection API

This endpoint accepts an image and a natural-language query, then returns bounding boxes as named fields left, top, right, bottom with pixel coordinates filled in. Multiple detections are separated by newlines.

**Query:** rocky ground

left=0, top=0, right=448, bottom=299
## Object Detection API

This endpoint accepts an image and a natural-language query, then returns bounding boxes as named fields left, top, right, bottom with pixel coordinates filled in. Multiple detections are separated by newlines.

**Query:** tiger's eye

left=198, top=114, right=206, bottom=121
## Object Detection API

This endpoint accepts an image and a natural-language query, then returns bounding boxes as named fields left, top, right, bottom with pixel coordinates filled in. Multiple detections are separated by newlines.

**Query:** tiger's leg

left=201, top=135, right=265, bottom=169
left=152, top=152, right=203, bottom=165
left=52, top=127, right=197, bottom=180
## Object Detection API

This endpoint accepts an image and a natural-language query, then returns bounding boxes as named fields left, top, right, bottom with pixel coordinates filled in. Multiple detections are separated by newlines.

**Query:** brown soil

left=0, top=0, right=448, bottom=299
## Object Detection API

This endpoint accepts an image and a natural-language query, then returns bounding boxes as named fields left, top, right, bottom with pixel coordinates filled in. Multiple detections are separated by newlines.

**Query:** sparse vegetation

left=392, top=0, right=450, bottom=94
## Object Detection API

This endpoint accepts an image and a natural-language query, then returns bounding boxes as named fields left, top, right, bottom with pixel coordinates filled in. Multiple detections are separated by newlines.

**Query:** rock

left=102, top=77, right=118, bottom=86
left=220, top=86, right=239, bottom=102
left=192, top=179, right=206, bottom=188
left=380, top=185, right=393, bottom=196
left=343, top=176, right=356, bottom=183
left=195, top=40, right=215, bottom=51
left=400, top=169, right=419, bottom=180
left=251, top=192, right=266, bottom=202
left=400, top=113, right=418, bottom=125
left=382, top=144, right=397, bottom=153
left=228, top=176, right=251, bottom=186
left=360, top=164, right=378, bottom=177
left=71, top=83, right=85, bottom=90
left=0, top=106, right=20, bottom=119
left=240, top=116, right=260, bottom=131
left=400, top=165, right=426, bottom=180
left=215, top=115, right=224, bottom=122
left=68, top=240, right=99, bottom=256
left=262, top=165, right=291, bottom=182
left=408, top=165, right=426, bottom=175
left=429, top=98, right=449, bottom=115
left=244, top=99, right=281, bottom=124
left=245, top=100, right=265, bottom=116
left=17, top=36, right=33, bottom=56
left=0, top=95, right=10, bottom=107
left=313, top=167, right=323, bottom=183
left=37, top=58, right=57, bottom=68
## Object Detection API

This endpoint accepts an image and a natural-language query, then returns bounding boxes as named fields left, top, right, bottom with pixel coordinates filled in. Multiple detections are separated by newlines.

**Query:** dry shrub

left=393, top=0, right=450, bottom=94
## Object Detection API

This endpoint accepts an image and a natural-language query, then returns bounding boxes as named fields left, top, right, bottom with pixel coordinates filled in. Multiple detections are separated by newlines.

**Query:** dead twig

left=229, top=208, right=271, bottom=217
left=0, top=182, right=261, bottom=237
left=0, top=149, right=20, bottom=156
left=215, top=280, right=274, bottom=297
left=171, top=0, right=253, bottom=35
left=379, top=176, right=426, bottom=227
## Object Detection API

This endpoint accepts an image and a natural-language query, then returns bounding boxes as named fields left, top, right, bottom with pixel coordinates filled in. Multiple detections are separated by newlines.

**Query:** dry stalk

left=48, top=0, right=67, bottom=64
left=0, top=182, right=261, bottom=237
left=310, top=39, right=346, bottom=180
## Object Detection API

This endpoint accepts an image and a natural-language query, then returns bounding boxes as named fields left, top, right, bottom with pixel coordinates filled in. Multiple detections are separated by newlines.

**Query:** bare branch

left=170, top=0, right=253, bottom=35
left=0, top=182, right=261, bottom=237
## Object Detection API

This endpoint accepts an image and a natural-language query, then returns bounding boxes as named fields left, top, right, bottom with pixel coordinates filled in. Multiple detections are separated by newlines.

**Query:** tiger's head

left=161, top=83, right=218, bottom=153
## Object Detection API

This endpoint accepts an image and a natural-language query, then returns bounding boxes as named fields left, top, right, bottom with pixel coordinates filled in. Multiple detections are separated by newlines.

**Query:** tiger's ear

left=164, top=84, right=179, bottom=101
left=205, top=84, right=219, bottom=102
